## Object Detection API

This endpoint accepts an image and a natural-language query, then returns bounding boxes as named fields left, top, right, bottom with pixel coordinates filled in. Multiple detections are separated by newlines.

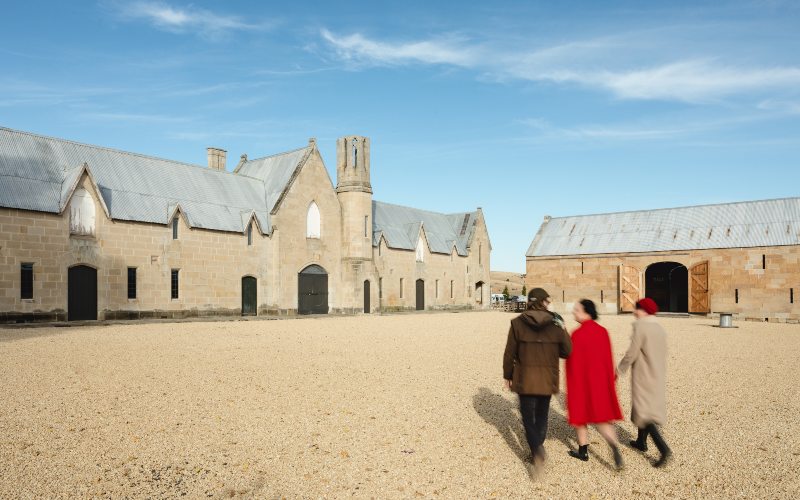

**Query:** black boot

left=630, top=427, right=649, bottom=452
left=568, top=444, right=589, bottom=462
left=646, top=424, right=672, bottom=468
left=610, top=443, right=624, bottom=470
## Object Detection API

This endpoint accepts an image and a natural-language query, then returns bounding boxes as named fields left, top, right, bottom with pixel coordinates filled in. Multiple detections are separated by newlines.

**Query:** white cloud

left=519, top=118, right=690, bottom=141
left=517, top=110, right=783, bottom=142
left=594, top=61, right=800, bottom=101
left=117, top=1, right=266, bottom=36
left=320, top=29, right=800, bottom=103
left=758, top=99, right=800, bottom=114
left=320, top=29, right=479, bottom=67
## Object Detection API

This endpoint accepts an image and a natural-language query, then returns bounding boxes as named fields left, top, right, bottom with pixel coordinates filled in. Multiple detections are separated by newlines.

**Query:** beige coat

left=617, top=316, right=667, bottom=427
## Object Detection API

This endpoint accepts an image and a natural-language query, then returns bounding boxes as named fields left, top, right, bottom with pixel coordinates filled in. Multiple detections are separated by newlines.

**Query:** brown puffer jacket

left=503, top=309, right=572, bottom=395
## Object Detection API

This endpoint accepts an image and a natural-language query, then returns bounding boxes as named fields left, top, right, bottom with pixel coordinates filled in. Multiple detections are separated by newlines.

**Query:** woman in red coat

left=566, top=299, right=624, bottom=469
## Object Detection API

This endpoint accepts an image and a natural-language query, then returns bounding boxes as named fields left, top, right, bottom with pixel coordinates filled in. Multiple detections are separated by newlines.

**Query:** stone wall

left=525, top=245, right=800, bottom=321
left=373, top=211, right=491, bottom=312
left=1, top=173, right=274, bottom=322
left=270, top=150, right=345, bottom=314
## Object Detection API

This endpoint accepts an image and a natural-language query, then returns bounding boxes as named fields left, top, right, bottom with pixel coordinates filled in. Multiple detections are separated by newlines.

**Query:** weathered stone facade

left=0, top=130, right=490, bottom=322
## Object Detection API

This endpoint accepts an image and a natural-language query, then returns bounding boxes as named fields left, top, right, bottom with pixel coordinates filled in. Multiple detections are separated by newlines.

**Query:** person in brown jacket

left=503, top=288, right=572, bottom=464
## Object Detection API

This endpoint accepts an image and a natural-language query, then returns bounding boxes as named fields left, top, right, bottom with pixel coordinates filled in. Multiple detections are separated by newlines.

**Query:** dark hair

left=579, top=299, right=599, bottom=320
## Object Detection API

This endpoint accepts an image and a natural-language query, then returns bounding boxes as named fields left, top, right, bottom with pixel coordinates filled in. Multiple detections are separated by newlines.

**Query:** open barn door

left=690, top=261, right=710, bottom=313
left=619, top=264, right=642, bottom=313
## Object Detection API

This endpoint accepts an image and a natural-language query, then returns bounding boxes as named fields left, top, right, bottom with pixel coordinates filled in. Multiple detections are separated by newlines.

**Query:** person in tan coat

left=503, top=288, right=572, bottom=465
left=617, top=297, right=672, bottom=467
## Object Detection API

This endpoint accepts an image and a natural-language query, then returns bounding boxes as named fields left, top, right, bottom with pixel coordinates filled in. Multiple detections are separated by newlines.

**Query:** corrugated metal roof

left=526, top=197, right=800, bottom=257
left=0, top=127, right=313, bottom=234
left=234, top=147, right=311, bottom=212
left=372, top=201, right=477, bottom=256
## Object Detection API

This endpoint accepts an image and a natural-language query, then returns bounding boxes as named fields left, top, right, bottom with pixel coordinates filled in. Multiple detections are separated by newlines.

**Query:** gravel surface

left=1, top=312, right=798, bottom=499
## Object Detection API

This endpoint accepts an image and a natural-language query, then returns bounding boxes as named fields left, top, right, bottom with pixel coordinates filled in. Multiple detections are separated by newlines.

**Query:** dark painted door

left=68, top=265, right=97, bottom=321
left=298, top=265, right=328, bottom=315
left=416, top=279, right=425, bottom=311
left=242, top=276, right=257, bottom=316
left=363, top=280, right=370, bottom=313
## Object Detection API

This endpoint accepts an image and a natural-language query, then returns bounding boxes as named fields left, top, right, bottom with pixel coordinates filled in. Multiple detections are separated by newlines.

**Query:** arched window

left=352, top=138, right=358, bottom=167
left=306, top=201, right=321, bottom=238
left=69, top=188, right=95, bottom=236
left=416, top=236, right=424, bottom=262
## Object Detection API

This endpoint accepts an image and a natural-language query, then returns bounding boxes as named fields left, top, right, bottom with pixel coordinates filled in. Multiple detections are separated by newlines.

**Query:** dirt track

left=1, top=312, right=798, bottom=498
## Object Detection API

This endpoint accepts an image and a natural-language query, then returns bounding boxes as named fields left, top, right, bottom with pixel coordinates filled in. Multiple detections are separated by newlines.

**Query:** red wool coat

left=566, top=320, right=623, bottom=426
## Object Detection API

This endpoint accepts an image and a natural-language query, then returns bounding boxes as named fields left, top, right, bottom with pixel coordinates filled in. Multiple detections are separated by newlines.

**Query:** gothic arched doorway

left=298, top=265, right=328, bottom=315
left=645, top=262, right=688, bottom=313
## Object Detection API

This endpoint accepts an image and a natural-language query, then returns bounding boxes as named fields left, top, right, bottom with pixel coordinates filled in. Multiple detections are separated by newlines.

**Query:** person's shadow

left=473, top=388, right=635, bottom=472
left=472, top=387, right=528, bottom=462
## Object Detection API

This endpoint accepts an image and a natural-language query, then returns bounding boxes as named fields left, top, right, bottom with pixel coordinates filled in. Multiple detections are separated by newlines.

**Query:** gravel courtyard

left=1, top=312, right=798, bottom=499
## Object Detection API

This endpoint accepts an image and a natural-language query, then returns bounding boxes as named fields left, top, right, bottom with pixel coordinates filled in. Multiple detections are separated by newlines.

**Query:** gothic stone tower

left=336, top=136, right=375, bottom=312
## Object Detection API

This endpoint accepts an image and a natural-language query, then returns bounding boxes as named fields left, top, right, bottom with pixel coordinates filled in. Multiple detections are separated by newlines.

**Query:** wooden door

left=68, top=265, right=97, bottom=321
left=363, top=280, right=370, bottom=313
left=619, top=264, right=642, bottom=313
left=241, top=276, right=257, bottom=316
left=415, top=279, right=425, bottom=311
left=298, top=265, right=328, bottom=315
left=690, top=261, right=710, bottom=313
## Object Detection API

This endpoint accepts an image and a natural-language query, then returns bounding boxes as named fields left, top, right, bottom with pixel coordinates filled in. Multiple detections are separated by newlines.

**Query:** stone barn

left=525, top=198, right=800, bottom=322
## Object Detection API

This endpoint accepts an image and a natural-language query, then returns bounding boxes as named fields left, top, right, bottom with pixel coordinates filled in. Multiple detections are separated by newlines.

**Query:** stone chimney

left=207, top=147, right=227, bottom=170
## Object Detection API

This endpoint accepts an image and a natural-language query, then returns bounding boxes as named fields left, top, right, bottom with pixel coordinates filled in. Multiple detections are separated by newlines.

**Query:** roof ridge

left=546, top=196, right=800, bottom=220
left=0, top=125, right=228, bottom=173
left=245, top=145, right=309, bottom=163
left=373, top=199, right=474, bottom=218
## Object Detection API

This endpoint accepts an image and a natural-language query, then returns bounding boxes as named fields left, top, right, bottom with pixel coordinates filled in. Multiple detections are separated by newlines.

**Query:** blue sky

left=2, top=1, right=800, bottom=272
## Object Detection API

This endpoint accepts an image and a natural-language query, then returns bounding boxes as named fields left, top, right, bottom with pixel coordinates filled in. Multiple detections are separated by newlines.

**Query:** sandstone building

left=0, top=127, right=491, bottom=322
left=526, top=198, right=800, bottom=321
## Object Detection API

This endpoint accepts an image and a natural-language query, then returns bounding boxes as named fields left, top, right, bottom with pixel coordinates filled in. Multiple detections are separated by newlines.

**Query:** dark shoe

left=611, top=444, right=624, bottom=470
left=653, top=449, right=673, bottom=468
left=629, top=439, right=648, bottom=452
left=568, top=445, right=589, bottom=462
left=646, top=423, right=672, bottom=468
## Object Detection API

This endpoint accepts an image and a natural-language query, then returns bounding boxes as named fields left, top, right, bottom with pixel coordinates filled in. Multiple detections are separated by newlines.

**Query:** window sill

left=21, top=299, right=34, bottom=303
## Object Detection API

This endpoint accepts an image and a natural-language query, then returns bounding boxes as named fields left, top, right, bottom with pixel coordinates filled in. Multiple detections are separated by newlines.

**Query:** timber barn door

left=415, top=279, right=425, bottom=311
left=690, top=261, right=710, bottom=313
left=241, top=276, right=257, bottom=316
left=619, top=264, right=642, bottom=313
left=68, top=265, right=97, bottom=321
left=298, top=265, right=328, bottom=315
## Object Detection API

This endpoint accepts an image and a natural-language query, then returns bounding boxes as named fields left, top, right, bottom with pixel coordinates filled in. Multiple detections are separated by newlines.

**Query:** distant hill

left=491, top=271, right=526, bottom=296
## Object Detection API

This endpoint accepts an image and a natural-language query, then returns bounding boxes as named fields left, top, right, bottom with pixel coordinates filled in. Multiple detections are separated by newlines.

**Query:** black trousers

left=518, top=394, right=551, bottom=455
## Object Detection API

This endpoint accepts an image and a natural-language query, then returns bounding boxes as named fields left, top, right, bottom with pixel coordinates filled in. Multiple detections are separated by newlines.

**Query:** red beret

left=636, top=298, right=659, bottom=315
